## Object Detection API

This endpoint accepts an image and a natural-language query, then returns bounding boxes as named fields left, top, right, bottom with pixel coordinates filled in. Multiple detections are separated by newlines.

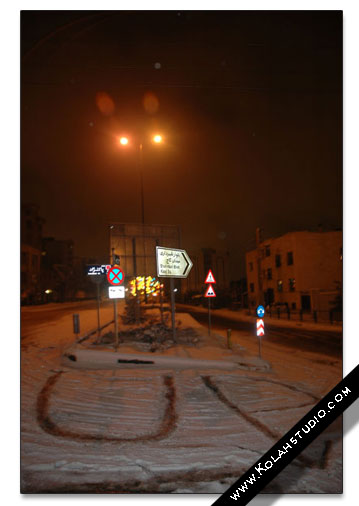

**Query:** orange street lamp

left=118, top=133, right=164, bottom=224
left=119, top=136, right=129, bottom=146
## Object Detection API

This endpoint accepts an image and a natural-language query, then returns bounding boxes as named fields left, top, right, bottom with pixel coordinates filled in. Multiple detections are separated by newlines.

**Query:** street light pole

left=138, top=141, right=147, bottom=303
left=139, top=142, right=145, bottom=225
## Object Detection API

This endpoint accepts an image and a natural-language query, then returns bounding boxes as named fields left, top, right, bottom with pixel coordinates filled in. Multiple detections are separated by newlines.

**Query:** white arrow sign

left=156, top=246, right=193, bottom=278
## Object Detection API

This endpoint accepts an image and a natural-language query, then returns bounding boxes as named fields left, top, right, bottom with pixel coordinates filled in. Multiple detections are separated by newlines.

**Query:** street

left=21, top=301, right=342, bottom=493
left=181, top=305, right=342, bottom=359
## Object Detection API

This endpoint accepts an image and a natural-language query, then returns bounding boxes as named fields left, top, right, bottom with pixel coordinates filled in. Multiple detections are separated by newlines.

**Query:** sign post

left=256, top=305, right=265, bottom=358
left=156, top=246, right=193, bottom=342
left=107, top=265, right=125, bottom=348
left=86, top=264, right=111, bottom=341
left=204, top=270, right=217, bottom=336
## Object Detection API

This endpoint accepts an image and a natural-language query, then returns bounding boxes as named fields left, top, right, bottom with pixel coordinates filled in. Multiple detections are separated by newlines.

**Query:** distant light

left=45, top=289, right=52, bottom=294
left=119, top=137, right=129, bottom=146
left=154, top=62, right=161, bottom=69
left=174, top=288, right=178, bottom=292
left=153, top=134, right=162, bottom=143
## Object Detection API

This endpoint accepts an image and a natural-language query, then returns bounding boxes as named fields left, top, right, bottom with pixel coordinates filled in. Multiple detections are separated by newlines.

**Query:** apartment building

left=246, top=230, right=342, bottom=313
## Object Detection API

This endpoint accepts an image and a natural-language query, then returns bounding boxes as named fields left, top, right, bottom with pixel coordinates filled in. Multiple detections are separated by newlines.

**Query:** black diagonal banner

left=212, top=364, right=359, bottom=506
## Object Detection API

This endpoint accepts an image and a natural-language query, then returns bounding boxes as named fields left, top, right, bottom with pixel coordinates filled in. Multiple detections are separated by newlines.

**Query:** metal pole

left=159, top=283, right=164, bottom=324
left=208, top=297, right=211, bottom=336
left=96, top=283, right=101, bottom=340
left=258, top=336, right=262, bottom=359
left=227, top=328, right=232, bottom=349
left=114, top=299, right=119, bottom=348
left=170, top=277, right=176, bottom=342
left=139, top=143, right=145, bottom=225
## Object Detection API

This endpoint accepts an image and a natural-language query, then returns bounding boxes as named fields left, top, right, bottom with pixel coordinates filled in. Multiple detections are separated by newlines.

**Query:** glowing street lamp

left=117, top=132, right=164, bottom=224
left=119, top=136, right=129, bottom=146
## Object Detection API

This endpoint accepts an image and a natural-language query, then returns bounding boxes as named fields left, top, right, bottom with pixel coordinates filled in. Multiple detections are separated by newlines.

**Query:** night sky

left=21, top=11, right=342, bottom=278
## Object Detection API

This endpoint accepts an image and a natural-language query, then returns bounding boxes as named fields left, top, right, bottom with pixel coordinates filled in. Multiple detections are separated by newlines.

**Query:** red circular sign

left=107, top=266, right=125, bottom=286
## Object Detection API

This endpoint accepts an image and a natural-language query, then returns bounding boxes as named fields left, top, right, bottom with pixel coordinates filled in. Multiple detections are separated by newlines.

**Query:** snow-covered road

left=21, top=301, right=342, bottom=493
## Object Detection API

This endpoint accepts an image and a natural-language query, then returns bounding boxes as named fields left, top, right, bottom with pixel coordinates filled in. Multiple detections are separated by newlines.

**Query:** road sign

left=257, top=305, right=265, bottom=318
left=86, top=265, right=111, bottom=276
left=256, top=318, right=265, bottom=336
left=205, top=284, right=216, bottom=297
left=204, top=269, right=216, bottom=284
left=107, top=266, right=125, bottom=286
left=156, top=246, right=193, bottom=278
left=108, top=286, right=125, bottom=299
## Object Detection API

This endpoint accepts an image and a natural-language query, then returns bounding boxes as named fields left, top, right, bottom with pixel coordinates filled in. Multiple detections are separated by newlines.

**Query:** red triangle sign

left=205, top=269, right=216, bottom=284
left=205, top=284, right=216, bottom=297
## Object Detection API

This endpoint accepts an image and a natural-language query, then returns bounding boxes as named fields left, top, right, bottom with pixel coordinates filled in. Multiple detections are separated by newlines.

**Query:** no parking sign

left=107, top=266, right=125, bottom=286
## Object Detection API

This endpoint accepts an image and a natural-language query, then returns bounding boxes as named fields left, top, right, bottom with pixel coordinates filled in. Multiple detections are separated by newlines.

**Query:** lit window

left=277, top=280, right=283, bottom=292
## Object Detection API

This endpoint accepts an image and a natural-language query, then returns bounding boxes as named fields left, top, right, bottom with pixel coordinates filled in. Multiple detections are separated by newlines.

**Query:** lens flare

left=142, top=91, right=159, bottom=114
left=95, top=91, right=115, bottom=116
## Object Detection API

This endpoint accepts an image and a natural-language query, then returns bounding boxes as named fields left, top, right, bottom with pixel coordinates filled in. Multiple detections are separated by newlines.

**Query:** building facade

left=21, top=204, right=45, bottom=303
left=246, top=230, right=342, bottom=313
left=180, top=247, right=230, bottom=294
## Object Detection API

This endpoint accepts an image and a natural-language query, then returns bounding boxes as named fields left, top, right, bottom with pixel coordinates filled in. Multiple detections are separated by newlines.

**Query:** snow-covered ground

left=21, top=301, right=342, bottom=493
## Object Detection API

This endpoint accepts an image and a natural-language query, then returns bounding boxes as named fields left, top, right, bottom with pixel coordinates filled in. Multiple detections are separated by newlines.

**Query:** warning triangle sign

left=205, top=284, right=216, bottom=297
left=204, top=269, right=216, bottom=284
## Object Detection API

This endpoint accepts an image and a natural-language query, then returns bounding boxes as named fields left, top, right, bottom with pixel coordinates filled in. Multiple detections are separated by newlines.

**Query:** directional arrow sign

left=156, top=246, right=193, bottom=278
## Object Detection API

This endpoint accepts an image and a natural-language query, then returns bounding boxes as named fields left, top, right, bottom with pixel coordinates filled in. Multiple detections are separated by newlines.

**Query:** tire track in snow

left=37, top=372, right=177, bottom=442
left=201, top=375, right=330, bottom=470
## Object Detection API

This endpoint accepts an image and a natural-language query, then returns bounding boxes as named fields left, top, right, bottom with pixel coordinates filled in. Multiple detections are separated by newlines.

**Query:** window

left=265, top=245, right=271, bottom=257
left=275, top=254, right=281, bottom=267
left=289, top=278, right=296, bottom=292
left=267, top=268, right=272, bottom=280
left=250, top=283, right=254, bottom=293
left=277, top=280, right=283, bottom=292
left=287, top=251, right=294, bottom=265
left=249, top=262, right=253, bottom=272
left=291, top=302, right=296, bottom=310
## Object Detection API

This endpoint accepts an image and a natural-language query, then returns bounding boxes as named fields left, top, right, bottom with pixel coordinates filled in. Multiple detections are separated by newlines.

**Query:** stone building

left=246, top=230, right=342, bottom=314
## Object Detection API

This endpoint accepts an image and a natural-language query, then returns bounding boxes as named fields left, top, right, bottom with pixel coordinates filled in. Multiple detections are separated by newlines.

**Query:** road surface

left=180, top=305, right=342, bottom=358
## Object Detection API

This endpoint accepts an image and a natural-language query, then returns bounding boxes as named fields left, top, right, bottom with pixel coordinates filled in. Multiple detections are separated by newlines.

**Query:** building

left=21, top=204, right=45, bottom=303
left=180, top=247, right=231, bottom=295
left=246, top=230, right=342, bottom=314
left=41, top=237, right=75, bottom=301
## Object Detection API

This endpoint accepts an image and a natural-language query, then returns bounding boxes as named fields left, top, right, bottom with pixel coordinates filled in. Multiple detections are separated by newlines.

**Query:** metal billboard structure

left=108, top=223, right=181, bottom=278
